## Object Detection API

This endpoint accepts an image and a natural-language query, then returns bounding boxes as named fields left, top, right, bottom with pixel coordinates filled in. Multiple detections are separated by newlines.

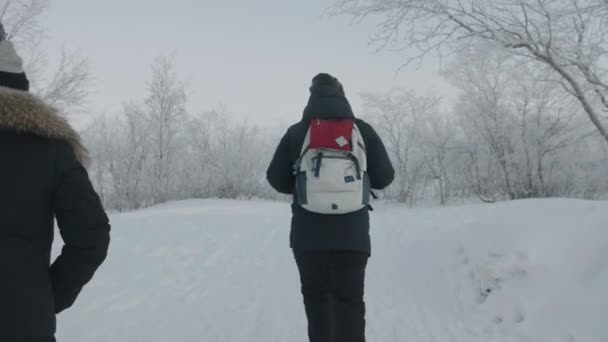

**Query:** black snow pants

left=294, top=251, right=369, bottom=342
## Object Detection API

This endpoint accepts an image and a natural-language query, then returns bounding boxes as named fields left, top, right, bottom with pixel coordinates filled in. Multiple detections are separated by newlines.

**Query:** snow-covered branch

left=331, top=0, right=608, bottom=144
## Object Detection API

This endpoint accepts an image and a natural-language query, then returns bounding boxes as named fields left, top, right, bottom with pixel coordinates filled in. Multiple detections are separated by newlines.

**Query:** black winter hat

left=0, top=23, right=29, bottom=92
left=310, top=73, right=345, bottom=96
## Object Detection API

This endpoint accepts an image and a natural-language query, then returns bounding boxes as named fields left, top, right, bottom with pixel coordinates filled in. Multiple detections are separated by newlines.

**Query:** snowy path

left=55, top=199, right=608, bottom=342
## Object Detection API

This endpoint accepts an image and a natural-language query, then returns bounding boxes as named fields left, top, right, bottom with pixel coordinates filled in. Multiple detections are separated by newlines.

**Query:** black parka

left=267, top=75, right=394, bottom=254
left=0, top=87, right=110, bottom=338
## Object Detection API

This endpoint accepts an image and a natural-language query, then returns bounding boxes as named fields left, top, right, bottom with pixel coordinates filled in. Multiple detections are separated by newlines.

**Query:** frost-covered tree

left=420, top=111, right=455, bottom=205
left=331, top=0, right=608, bottom=144
left=362, top=90, right=439, bottom=205
left=184, top=107, right=276, bottom=200
left=84, top=105, right=152, bottom=210
left=446, top=45, right=583, bottom=200
left=142, top=55, right=187, bottom=203
left=83, top=56, right=187, bottom=210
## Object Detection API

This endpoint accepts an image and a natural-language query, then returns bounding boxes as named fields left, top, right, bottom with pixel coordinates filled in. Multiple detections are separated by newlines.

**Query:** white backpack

left=293, top=119, right=371, bottom=214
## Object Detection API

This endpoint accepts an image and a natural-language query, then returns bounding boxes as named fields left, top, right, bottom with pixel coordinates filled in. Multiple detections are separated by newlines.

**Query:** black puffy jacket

left=267, top=75, right=394, bottom=254
left=0, top=87, right=110, bottom=339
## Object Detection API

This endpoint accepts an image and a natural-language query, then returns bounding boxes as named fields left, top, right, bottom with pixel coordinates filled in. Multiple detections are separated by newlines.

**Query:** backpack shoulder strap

left=353, top=122, right=367, bottom=152
left=352, top=123, right=367, bottom=171
left=293, top=125, right=312, bottom=174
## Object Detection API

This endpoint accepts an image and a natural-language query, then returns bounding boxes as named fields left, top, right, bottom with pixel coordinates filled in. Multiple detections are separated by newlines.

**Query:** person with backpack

left=267, top=73, right=395, bottom=342
left=0, top=31, right=110, bottom=342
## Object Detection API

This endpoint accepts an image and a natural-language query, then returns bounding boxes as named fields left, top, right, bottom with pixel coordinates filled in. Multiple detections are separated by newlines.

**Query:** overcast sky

left=40, top=0, right=456, bottom=127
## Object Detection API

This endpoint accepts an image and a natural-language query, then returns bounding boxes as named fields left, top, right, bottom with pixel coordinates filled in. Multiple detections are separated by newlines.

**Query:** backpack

left=293, top=119, right=371, bottom=214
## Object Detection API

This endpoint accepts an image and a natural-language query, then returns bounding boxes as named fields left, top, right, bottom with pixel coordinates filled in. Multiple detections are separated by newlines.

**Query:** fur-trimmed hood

left=0, top=86, right=88, bottom=165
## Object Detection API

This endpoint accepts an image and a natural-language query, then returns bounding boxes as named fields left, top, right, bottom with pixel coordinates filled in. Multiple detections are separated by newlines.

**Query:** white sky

left=40, top=0, right=457, bottom=127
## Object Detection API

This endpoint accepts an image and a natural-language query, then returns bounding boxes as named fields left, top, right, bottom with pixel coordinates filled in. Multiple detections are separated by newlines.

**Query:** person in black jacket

left=267, top=73, right=394, bottom=342
left=0, top=37, right=110, bottom=342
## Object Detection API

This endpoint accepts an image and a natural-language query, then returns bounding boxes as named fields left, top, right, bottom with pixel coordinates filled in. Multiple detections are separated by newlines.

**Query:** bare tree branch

left=0, top=0, right=48, bottom=44
left=37, top=48, right=92, bottom=113
left=0, top=0, right=92, bottom=116
left=331, top=0, right=608, bottom=144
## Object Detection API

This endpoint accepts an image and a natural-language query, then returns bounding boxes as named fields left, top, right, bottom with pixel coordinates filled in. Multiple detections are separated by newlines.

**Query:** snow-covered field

left=55, top=199, right=608, bottom=342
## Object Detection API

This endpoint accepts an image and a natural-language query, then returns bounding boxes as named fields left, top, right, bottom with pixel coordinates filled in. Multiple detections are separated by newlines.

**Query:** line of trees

left=7, top=0, right=607, bottom=209
left=362, top=44, right=607, bottom=205
left=83, top=48, right=607, bottom=211
left=82, top=57, right=277, bottom=211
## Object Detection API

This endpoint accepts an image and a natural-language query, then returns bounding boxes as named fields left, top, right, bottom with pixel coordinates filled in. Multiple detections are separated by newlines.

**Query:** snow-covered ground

left=55, top=199, right=608, bottom=342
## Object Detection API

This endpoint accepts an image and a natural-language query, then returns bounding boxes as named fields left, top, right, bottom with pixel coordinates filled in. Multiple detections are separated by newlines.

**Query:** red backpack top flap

left=309, top=119, right=354, bottom=152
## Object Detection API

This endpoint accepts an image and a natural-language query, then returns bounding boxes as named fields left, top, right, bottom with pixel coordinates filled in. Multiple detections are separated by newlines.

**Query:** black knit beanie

left=310, top=73, right=345, bottom=96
